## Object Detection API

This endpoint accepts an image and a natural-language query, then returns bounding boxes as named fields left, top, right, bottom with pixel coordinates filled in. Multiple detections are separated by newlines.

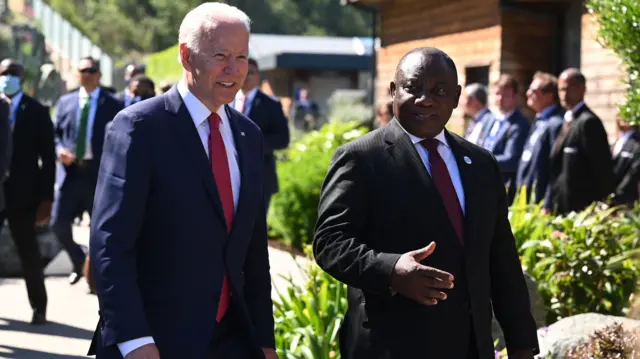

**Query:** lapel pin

left=240, top=132, right=245, bottom=136
left=464, top=156, right=472, bottom=164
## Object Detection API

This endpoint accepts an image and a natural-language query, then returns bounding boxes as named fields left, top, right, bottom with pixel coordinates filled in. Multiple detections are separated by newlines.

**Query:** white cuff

left=117, top=337, right=155, bottom=358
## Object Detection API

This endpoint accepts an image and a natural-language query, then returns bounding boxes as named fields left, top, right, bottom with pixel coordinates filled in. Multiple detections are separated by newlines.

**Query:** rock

left=535, top=313, right=640, bottom=359
left=0, top=221, right=63, bottom=277
left=492, top=271, right=547, bottom=349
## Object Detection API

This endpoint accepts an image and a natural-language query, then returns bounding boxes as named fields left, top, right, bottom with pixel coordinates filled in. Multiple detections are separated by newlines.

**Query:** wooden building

left=344, top=0, right=625, bottom=141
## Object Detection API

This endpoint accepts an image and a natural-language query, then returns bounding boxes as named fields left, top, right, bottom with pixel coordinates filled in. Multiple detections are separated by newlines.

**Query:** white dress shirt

left=74, top=86, right=100, bottom=160
left=613, top=130, right=635, bottom=157
left=233, top=86, right=258, bottom=116
left=117, top=80, right=242, bottom=357
left=401, top=126, right=466, bottom=213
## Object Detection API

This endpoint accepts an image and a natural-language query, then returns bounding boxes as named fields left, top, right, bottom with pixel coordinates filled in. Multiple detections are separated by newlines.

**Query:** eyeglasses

left=79, top=68, right=99, bottom=74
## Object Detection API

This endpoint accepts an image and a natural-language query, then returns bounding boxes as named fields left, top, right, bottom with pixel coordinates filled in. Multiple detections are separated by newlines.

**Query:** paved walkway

left=0, top=223, right=309, bottom=358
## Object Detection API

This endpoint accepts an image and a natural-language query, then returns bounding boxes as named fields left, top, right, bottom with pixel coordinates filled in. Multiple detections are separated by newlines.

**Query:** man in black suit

left=0, top=94, right=10, bottom=213
left=0, top=59, right=55, bottom=325
left=313, top=47, right=538, bottom=359
left=117, top=63, right=146, bottom=107
left=52, top=56, right=123, bottom=285
left=481, top=75, right=531, bottom=203
left=462, top=83, right=493, bottom=145
left=233, top=58, right=289, bottom=211
left=515, top=71, right=564, bottom=203
left=612, top=116, right=640, bottom=206
left=545, top=68, right=615, bottom=214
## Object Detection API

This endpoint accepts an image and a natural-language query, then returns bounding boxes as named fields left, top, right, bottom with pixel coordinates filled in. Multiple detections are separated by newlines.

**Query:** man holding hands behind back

left=89, top=3, right=277, bottom=359
left=314, top=47, right=538, bottom=359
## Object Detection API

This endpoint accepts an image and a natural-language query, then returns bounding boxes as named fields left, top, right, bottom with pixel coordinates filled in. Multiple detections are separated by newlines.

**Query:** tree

left=588, top=0, right=640, bottom=124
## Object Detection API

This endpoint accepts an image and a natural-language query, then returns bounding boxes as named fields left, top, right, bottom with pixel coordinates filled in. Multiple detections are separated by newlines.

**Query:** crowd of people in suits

left=377, top=69, right=638, bottom=214
left=0, top=49, right=290, bottom=328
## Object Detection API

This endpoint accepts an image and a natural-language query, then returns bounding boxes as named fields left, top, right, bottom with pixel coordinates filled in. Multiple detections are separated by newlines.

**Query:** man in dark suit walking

left=52, top=56, right=123, bottom=286
left=233, top=58, right=289, bottom=211
left=0, top=94, right=10, bottom=214
left=0, top=59, right=55, bottom=324
left=545, top=68, right=615, bottom=214
left=313, top=47, right=538, bottom=359
left=515, top=72, right=564, bottom=203
left=481, top=75, right=531, bottom=203
left=88, top=3, right=277, bottom=359
left=612, top=116, right=640, bottom=206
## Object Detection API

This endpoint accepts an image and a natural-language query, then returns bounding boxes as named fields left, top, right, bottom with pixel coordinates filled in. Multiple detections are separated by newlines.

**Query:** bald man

left=314, top=47, right=538, bottom=359
left=545, top=68, right=615, bottom=214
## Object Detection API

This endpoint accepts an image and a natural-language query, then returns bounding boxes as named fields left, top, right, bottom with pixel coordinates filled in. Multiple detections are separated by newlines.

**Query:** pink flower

left=551, top=230, right=568, bottom=239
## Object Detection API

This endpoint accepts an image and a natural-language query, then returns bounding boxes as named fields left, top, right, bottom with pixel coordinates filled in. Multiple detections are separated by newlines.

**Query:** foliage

left=326, top=90, right=373, bottom=125
left=268, top=120, right=369, bottom=250
left=273, top=246, right=347, bottom=359
left=146, top=45, right=182, bottom=83
left=588, top=0, right=640, bottom=125
left=568, top=322, right=640, bottom=359
left=44, top=0, right=373, bottom=59
left=513, top=201, right=640, bottom=324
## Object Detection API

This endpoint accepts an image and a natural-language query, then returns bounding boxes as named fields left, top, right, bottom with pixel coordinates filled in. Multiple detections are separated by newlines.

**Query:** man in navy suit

left=233, top=58, right=289, bottom=212
left=481, top=74, right=531, bottom=204
left=515, top=72, right=564, bottom=203
left=52, top=56, right=123, bottom=286
left=461, top=83, right=493, bottom=145
left=89, top=3, right=277, bottom=359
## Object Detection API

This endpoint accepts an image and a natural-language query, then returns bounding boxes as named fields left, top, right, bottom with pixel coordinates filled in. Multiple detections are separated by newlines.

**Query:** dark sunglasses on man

left=79, top=68, right=98, bottom=74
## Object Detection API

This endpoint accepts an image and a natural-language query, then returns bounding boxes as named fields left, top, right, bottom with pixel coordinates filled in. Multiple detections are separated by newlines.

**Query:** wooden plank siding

left=580, top=13, right=626, bottom=143
left=377, top=0, right=502, bottom=133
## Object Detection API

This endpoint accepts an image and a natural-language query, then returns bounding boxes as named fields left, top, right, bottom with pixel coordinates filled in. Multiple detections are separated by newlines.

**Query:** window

left=465, top=65, right=490, bottom=87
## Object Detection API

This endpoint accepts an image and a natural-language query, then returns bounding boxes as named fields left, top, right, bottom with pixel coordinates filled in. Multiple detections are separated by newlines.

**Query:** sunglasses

left=79, top=68, right=99, bottom=74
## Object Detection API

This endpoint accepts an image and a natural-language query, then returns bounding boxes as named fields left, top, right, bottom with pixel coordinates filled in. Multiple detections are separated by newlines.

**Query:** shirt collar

left=496, top=109, right=515, bottom=121
left=177, top=80, right=227, bottom=128
left=398, top=121, right=449, bottom=148
left=79, top=86, right=100, bottom=100
left=239, top=87, right=259, bottom=103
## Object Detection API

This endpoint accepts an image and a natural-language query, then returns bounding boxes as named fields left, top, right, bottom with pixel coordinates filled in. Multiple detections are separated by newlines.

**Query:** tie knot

left=209, top=113, right=221, bottom=130
left=421, top=138, right=440, bottom=152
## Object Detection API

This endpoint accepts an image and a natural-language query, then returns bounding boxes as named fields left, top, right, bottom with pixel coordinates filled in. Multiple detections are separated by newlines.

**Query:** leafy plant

left=273, top=246, right=347, bottom=359
left=268, top=120, right=369, bottom=250
left=588, top=0, right=640, bottom=125
left=568, top=322, right=640, bottom=359
left=516, top=202, right=640, bottom=324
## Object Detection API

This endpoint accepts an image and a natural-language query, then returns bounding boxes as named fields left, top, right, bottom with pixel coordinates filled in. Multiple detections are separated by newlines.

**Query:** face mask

left=0, top=75, right=21, bottom=96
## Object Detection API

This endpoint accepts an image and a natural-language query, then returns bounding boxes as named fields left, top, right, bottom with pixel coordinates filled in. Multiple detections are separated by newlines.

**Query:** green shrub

left=273, top=247, right=347, bottom=359
left=515, top=202, right=640, bottom=324
left=588, top=0, right=640, bottom=125
left=145, top=44, right=182, bottom=83
left=268, top=120, right=369, bottom=250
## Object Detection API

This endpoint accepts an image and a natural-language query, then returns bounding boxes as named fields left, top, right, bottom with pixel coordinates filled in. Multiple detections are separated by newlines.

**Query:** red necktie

left=421, top=139, right=464, bottom=244
left=209, top=113, right=234, bottom=322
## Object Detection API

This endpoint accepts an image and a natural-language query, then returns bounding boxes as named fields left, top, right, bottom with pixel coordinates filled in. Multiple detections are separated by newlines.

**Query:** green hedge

left=145, top=44, right=182, bottom=83
left=267, top=120, right=369, bottom=250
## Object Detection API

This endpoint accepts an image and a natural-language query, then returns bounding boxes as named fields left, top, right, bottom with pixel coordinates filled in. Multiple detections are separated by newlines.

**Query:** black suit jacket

left=314, top=119, right=538, bottom=359
left=244, top=90, right=290, bottom=196
left=515, top=105, right=564, bottom=203
left=4, top=93, right=55, bottom=211
left=613, top=130, right=640, bottom=206
left=0, top=97, right=10, bottom=211
left=546, top=104, right=615, bottom=214
left=89, top=87, right=274, bottom=359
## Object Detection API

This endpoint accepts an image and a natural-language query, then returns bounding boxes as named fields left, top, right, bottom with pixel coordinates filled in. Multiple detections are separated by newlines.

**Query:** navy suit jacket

left=515, top=105, right=564, bottom=203
left=481, top=109, right=531, bottom=187
left=244, top=90, right=290, bottom=196
left=54, top=88, right=123, bottom=188
left=88, top=86, right=274, bottom=359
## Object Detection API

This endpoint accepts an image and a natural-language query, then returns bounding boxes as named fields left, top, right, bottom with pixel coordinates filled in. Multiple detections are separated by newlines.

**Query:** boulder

left=493, top=271, right=547, bottom=349
left=535, top=313, right=640, bottom=359
left=0, top=222, right=63, bottom=277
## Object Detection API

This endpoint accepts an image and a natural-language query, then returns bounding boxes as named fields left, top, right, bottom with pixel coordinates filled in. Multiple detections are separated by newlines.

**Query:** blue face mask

left=0, top=75, right=21, bottom=96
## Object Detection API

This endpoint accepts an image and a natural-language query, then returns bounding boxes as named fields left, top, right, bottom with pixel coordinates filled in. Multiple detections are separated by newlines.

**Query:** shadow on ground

left=0, top=317, right=93, bottom=341
left=0, top=345, right=87, bottom=359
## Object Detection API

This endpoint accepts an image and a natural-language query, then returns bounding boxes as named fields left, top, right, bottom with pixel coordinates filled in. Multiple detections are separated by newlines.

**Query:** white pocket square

left=621, top=151, right=634, bottom=158
left=563, top=147, right=577, bottom=154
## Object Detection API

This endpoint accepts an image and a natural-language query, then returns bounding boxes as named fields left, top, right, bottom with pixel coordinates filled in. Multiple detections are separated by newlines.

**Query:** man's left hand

left=262, top=348, right=279, bottom=359
left=508, top=349, right=534, bottom=359
left=35, top=201, right=52, bottom=226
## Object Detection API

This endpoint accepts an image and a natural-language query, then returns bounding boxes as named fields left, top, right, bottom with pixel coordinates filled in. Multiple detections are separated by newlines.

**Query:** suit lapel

left=246, top=92, right=261, bottom=118
left=445, top=132, right=480, bottom=250
left=164, top=87, right=227, bottom=225
left=13, top=94, right=27, bottom=128
left=383, top=120, right=462, bottom=249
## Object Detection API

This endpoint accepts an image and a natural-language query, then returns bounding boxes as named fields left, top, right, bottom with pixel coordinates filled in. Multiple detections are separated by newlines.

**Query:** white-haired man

left=88, top=3, right=278, bottom=359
